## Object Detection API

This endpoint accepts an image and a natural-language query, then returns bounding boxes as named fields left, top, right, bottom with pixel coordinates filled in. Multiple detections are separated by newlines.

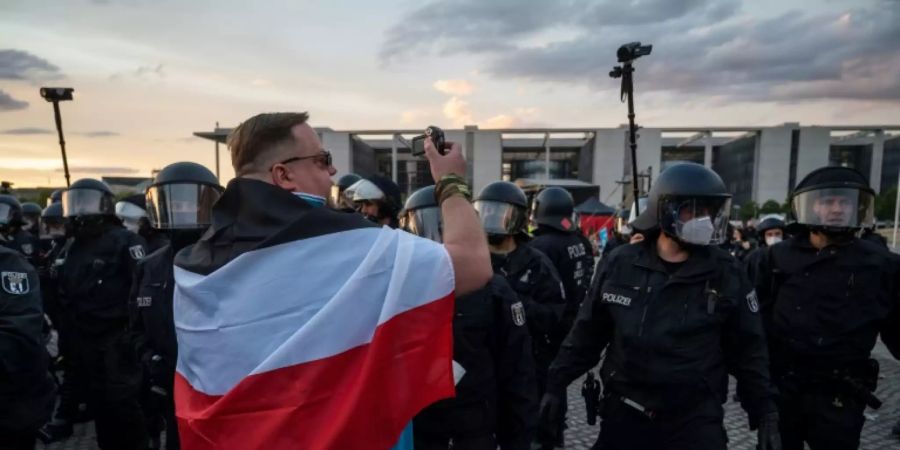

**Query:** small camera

left=40, top=87, right=74, bottom=102
left=616, top=42, right=652, bottom=63
left=411, top=125, right=446, bottom=156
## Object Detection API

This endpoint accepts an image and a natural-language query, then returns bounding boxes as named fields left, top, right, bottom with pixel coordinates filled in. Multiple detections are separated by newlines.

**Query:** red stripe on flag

left=174, top=292, right=455, bottom=450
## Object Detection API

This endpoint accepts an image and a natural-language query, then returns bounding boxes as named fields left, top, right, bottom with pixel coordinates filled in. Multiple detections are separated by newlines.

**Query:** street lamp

left=40, top=87, right=74, bottom=187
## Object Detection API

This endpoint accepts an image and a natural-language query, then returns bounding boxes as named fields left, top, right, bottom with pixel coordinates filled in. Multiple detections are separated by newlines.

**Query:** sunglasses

left=273, top=150, right=333, bottom=170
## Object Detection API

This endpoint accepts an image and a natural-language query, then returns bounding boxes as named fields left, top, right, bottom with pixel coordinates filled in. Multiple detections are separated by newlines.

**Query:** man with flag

left=172, top=112, right=493, bottom=449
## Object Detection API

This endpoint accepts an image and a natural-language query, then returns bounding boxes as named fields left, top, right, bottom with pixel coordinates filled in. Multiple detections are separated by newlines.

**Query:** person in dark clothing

left=860, top=226, right=889, bottom=248
left=345, top=174, right=403, bottom=228
left=473, top=181, right=567, bottom=446
left=48, top=178, right=149, bottom=449
left=402, top=185, right=537, bottom=450
left=20, top=201, right=43, bottom=240
left=0, top=195, right=39, bottom=263
left=743, top=216, right=786, bottom=284
left=130, top=162, right=224, bottom=450
left=538, top=162, right=781, bottom=450
left=755, top=166, right=900, bottom=450
left=0, top=246, right=57, bottom=450
left=117, top=194, right=170, bottom=254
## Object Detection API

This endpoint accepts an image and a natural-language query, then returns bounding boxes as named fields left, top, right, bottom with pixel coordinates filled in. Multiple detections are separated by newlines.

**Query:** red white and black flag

left=172, top=203, right=456, bottom=450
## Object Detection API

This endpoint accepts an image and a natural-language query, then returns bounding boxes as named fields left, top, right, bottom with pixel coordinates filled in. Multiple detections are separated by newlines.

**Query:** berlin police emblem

left=746, top=290, right=760, bottom=313
left=2, top=271, right=30, bottom=295
left=511, top=301, right=526, bottom=327
left=129, top=245, right=146, bottom=260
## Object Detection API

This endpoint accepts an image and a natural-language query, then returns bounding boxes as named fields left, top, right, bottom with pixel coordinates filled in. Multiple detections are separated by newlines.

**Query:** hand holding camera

left=420, top=126, right=465, bottom=181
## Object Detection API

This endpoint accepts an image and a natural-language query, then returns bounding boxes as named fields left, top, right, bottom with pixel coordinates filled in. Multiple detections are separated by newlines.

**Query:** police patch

left=746, top=290, right=760, bottom=313
left=137, top=296, right=152, bottom=307
left=129, top=245, right=146, bottom=260
left=1, top=271, right=29, bottom=295
left=601, top=291, right=632, bottom=307
left=511, top=301, right=526, bottom=327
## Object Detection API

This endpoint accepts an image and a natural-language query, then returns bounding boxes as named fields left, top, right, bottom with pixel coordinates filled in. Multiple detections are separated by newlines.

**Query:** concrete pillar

left=755, top=126, right=792, bottom=204
left=796, top=127, right=830, bottom=185
left=703, top=131, right=713, bottom=168
left=322, top=131, right=352, bottom=177
left=870, top=130, right=885, bottom=192
left=471, top=131, right=502, bottom=194
left=593, top=129, right=626, bottom=204
left=635, top=127, right=662, bottom=188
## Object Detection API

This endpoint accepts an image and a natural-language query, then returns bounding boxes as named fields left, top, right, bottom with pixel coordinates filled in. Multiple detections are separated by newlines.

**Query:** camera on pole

left=609, top=42, right=652, bottom=217
left=40, top=87, right=75, bottom=187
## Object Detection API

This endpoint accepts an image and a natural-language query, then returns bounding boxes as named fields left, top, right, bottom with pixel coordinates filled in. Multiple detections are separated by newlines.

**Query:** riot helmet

left=146, top=162, right=223, bottom=230
left=630, top=162, right=731, bottom=246
left=115, top=194, right=148, bottom=234
left=21, top=202, right=42, bottom=233
left=790, top=166, right=874, bottom=233
left=345, top=175, right=402, bottom=225
left=47, top=189, right=63, bottom=206
left=474, top=181, right=528, bottom=236
left=756, top=215, right=786, bottom=247
left=401, top=185, right=442, bottom=243
left=531, top=187, right=575, bottom=232
left=41, top=202, right=66, bottom=238
left=62, top=179, right=115, bottom=218
left=0, top=195, right=23, bottom=229
left=330, top=173, right=361, bottom=210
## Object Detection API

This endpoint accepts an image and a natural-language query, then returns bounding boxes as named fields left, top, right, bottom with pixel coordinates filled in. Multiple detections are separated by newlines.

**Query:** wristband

left=434, top=174, right=472, bottom=204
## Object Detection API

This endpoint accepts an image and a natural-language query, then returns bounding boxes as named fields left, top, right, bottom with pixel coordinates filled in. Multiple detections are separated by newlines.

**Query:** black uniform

left=756, top=234, right=900, bottom=450
left=490, top=244, right=566, bottom=394
left=547, top=242, right=777, bottom=450
left=1, top=228, right=39, bottom=263
left=530, top=227, right=595, bottom=335
left=130, top=245, right=179, bottom=450
left=0, top=246, right=56, bottom=450
left=414, top=275, right=537, bottom=450
left=58, top=223, right=148, bottom=449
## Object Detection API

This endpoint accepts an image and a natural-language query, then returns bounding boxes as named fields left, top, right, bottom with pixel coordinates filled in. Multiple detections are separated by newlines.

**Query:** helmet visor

left=146, top=183, right=221, bottom=229
left=474, top=200, right=525, bottom=235
left=0, top=203, right=13, bottom=225
left=403, top=206, right=443, bottom=243
left=660, top=196, right=731, bottom=245
left=792, top=187, right=874, bottom=229
left=63, top=188, right=114, bottom=217
left=345, top=179, right=385, bottom=202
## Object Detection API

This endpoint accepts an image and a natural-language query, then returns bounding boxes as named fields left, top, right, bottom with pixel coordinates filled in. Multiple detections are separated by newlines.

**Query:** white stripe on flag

left=174, top=226, right=453, bottom=396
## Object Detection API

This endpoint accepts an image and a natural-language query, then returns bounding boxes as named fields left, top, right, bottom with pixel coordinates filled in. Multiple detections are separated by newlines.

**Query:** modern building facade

left=195, top=123, right=900, bottom=209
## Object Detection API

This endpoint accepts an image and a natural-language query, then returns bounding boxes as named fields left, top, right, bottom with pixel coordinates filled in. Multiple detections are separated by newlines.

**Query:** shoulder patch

left=129, top=245, right=146, bottom=260
left=2, top=271, right=30, bottom=295
left=746, top=290, right=760, bottom=313
left=511, top=301, right=526, bottom=327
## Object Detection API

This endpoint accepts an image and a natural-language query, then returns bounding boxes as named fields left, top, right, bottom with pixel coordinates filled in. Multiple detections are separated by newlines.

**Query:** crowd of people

left=0, top=111, right=899, bottom=450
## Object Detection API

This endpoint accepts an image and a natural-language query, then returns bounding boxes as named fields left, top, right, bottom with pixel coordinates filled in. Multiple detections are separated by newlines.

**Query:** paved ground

left=38, top=342, right=900, bottom=450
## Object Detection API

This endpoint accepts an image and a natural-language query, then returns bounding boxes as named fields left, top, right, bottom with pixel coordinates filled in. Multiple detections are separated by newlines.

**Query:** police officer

left=0, top=195, right=39, bottom=261
left=529, top=187, right=595, bottom=329
left=743, top=216, right=786, bottom=284
left=117, top=194, right=169, bottom=253
left=54, top=178, right=148, bottom=449
left=473, top=181, right=567, bottom=438
left=0, top=246, right=57, bottom=450
left=21, top=201, right=43, bottom=240
left=402, top=185, right=537, bottom=450
left=539, top=163, right=780, bottom=450
left=345, top=175, right=403, bottom=227
left=330, top=172, right=361, bottom=211
left=47, top=189, right=63, bottom=206
left=756, top=166, right=900, bottom=450
left=130, top=162, right=224, bottom=450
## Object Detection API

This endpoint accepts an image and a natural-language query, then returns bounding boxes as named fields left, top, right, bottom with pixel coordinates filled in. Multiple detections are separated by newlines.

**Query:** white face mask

left=765, top=235, right=782, bottom=246
left=679, top=216, right=715, bottom=245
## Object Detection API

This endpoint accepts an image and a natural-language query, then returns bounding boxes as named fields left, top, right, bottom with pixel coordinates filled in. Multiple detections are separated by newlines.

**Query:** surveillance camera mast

left=610, top=41, right=652, bottom=218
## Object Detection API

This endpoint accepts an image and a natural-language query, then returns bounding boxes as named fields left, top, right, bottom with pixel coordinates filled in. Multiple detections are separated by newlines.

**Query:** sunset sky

left=1, top=0, right=898, bottom=187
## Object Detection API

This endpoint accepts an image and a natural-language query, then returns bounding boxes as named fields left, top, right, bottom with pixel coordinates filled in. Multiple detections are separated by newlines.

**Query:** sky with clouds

left=1, top=0, right=898, bottom=187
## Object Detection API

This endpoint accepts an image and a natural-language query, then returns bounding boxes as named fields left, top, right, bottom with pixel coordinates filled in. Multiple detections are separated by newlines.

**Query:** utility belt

left=601, top=380, right=717, bottom=420
left=780, top=359, right=881, bottom=409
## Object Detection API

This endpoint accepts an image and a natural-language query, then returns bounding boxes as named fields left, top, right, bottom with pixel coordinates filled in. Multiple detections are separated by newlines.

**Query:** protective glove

left=536, top=391, right=563, bottom=449
left=757, top=411, right=781, bottom=450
